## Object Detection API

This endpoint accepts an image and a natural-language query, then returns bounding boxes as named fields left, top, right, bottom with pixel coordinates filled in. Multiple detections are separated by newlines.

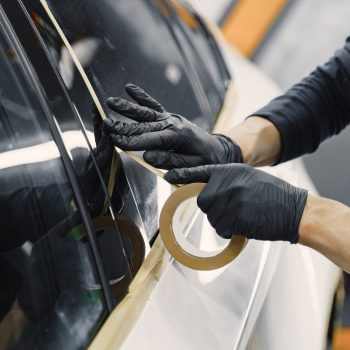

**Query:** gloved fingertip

left=144, top=151, right=167, bottom=168
left=143, top=151, right=155, bottom=163
left=110, top=134, right=122, bottom=145
left=107, top=97, right=119, bottom=107
left=217, top=229, right=232, bottom=240
left=103, top=118, right=113, bottom=127
left=163, top=169, right=179, bottom=184
left=125, top=83, right=138, bottom=90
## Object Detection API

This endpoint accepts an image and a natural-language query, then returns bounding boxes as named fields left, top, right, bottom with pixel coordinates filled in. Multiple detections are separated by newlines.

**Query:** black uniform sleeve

left=252, top=37, right=350, bottom=163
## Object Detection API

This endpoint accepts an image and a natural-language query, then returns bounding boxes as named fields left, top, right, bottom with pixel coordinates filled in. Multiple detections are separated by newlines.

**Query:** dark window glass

left=0, top=23, right=105, bottom=349
left=166, top=0, right=229, bottom=103
left=157, top=0, right=223, bottom=120
left=3, top=0, right=146, bottom=309
left=43, top=0, right=210, bottom=128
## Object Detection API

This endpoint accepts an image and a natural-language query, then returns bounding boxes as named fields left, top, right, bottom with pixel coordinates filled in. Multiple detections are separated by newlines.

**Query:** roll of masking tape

left=159, top=183, right=247, bottom=270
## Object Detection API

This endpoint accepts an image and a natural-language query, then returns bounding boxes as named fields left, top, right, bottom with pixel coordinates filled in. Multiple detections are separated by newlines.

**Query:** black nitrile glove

left=165, top=164, right=308, bottom=243
left=104, top=84, right=242, bottom=170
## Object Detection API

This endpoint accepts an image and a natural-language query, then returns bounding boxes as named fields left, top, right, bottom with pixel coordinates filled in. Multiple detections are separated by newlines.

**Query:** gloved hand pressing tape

left=165, top=164, right=308, bottom=243
left=158, top=163, right=308, bottom=270
left=104, top=84, right=243, bottom=170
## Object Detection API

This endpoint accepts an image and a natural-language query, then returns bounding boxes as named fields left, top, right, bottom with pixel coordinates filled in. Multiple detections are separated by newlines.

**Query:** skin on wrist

left=299, top=194, right=350, bottom=273
left=223, top=116, right=282, bottom=167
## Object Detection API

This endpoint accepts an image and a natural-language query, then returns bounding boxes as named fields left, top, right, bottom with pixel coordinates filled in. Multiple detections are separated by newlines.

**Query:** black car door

left=0, top=6, right=110, bottom=349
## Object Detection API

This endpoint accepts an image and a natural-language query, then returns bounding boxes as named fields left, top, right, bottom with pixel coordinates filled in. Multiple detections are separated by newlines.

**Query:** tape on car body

left=39, top=0, right=246, bottom=270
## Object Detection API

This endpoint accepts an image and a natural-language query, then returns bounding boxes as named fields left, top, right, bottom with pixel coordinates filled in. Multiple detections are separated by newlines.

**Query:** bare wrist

left=298, top=194, right=318, bottom=245
left=298, top=194, right=350, bottom=272
left=223, top=116, right=281, bottom=166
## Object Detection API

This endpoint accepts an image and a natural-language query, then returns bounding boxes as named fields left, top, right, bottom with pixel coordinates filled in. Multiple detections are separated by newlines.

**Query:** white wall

left=189, top=0, right=231, bottom=23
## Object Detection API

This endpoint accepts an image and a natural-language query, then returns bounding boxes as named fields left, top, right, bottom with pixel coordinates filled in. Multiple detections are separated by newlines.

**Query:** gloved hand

left=104, top=84, right=243, bottom=170
left=165, top=164, right=308, bottom=243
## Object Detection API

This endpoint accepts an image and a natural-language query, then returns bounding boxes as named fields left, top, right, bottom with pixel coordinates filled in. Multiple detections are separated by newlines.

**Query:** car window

left=159, top=0, right=225, bottom=120
left=41, top=0, right=214, bottom=129
left=3, top=0, right=147, bottom=310
left=166, top=0, right=230, bottom=103
left=0, top=19, right=106, bottom=349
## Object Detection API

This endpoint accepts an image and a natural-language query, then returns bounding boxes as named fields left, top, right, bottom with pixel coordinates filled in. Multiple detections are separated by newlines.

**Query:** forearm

left=223, top=116, right=282, bottom=166
left=226, top=37, right=350, bottom=166
left=299, top=194, right=350, bottom=273
left=244, top=38, right=350, bottom=163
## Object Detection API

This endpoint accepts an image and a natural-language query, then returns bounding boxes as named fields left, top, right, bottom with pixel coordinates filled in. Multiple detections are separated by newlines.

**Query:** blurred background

left=196, top=0, right=350, bottom=347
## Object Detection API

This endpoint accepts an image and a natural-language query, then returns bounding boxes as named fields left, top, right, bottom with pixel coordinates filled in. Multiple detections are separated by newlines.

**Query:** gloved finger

left=164, top=165, right=215, bottom=184
left=107, top=97, right=160, bottom=122
left=125, top=84, right=165, bottom=113
left=208, top=207, right=240, bottom=239
left=110, top=129, right=176, bottom=151
left=202, top=185, right=233, bottom=234
left=144, top=150, right=207, bottom=170
left=197, top=165, right=241, bottom=215
left=195, top=172, right=226, bottom=215
left=104, top=119, right=168, bottom=136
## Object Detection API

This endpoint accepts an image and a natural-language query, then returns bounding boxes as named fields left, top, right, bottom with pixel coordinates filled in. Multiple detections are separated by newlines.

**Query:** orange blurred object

left=333, top=328, right=350, bottom=350
left=222, top=0, right=288, bottom=57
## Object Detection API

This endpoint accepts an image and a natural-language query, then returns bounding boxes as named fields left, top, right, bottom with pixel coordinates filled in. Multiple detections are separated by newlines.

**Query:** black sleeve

left=252, top=37, right=350, bottom=163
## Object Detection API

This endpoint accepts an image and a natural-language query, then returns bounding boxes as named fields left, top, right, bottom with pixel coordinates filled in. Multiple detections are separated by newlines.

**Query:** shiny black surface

left=3, top=0, right=137, bottom=290
left=0, top=16, right=105, bottom=347
left=0, top=0, right=230, bottom=348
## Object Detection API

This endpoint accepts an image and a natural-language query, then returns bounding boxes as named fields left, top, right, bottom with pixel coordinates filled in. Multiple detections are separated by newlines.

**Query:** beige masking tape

left=160, top=183, right=247, bottom=270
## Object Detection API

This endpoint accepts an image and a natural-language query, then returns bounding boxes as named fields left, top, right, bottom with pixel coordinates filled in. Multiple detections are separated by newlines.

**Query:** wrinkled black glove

left=165, top=164, right=308, bottom=243
left=104, top=84, right=242, bottom=170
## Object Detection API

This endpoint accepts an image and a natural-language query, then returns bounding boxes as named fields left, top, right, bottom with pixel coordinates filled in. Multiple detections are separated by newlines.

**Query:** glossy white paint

left=120, top=22, right=341, bottom=350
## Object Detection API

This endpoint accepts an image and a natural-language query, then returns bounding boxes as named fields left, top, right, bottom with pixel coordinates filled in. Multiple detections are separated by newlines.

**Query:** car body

left=0, top=0, right=341, bottom=349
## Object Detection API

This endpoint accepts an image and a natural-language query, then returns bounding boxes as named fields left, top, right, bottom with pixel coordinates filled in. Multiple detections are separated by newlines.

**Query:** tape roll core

left=159, top=183, right=247, bottom=270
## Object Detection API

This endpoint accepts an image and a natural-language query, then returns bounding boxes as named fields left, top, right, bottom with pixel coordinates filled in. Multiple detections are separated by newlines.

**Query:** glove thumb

left=164, top=165, right=215, bottom=184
